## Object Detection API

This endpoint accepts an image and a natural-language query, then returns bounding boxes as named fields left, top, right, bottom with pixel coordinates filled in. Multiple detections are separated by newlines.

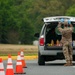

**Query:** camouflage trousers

left=63, top=43, right=73, bottom=61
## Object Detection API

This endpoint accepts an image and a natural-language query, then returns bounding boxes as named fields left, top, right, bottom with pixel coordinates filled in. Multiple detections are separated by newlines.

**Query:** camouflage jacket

left=58, top=23, right=73, bottom=44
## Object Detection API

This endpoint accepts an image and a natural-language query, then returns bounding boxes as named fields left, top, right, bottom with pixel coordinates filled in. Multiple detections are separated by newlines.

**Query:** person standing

left=58, top=19, right=74, bottom=66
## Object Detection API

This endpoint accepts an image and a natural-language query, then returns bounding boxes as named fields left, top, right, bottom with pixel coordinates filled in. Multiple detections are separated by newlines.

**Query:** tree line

left=0, top=0, right=75, bottom=44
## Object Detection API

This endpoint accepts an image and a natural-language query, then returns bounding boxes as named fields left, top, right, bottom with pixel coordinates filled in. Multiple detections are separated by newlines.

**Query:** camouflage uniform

left=58, top=22, right=73, bottom=65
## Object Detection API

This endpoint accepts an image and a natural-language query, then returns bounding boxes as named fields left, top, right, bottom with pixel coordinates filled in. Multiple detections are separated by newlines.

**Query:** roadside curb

left=0, top=56, right=38, bottom=60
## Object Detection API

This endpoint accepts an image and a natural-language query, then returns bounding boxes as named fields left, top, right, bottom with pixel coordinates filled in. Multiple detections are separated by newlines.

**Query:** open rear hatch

left=44, top=22, right=75, bottom=50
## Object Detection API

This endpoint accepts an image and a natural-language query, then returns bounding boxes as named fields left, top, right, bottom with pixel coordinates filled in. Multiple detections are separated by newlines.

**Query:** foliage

left=66, top=5, right=75, bottom=16
left=0, top=0, right=75, bottom=44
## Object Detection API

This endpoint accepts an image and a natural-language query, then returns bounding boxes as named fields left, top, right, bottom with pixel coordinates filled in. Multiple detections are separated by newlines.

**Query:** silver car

left=35, top=16, right=75, bottom=65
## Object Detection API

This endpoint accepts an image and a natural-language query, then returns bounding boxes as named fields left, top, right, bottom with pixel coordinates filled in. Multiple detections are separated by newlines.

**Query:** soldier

left=58, top=19, right=74, bottom=66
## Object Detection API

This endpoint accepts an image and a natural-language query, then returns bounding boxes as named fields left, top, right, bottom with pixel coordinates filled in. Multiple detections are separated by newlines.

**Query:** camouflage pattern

left=58, top=22, right=73, bottom=62
left=63, top=42, right=73, bottom=61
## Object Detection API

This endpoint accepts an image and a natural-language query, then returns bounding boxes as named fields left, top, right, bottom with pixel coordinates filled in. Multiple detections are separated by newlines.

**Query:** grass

left=0, top=44, right=38, bottom=56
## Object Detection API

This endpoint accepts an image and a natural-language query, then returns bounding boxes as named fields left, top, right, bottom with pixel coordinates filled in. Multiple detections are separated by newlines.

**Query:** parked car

left=35, top=16, right=75, bottom=65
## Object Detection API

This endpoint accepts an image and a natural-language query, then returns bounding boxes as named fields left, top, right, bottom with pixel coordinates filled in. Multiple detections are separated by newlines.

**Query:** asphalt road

left=3, top=60, right=75, bottom=75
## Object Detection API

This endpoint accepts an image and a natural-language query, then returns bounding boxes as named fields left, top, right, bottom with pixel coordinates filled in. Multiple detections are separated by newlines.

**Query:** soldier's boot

left=64, top=60, right=71, bottom=66
left=70, top=60, right=73, bottom=66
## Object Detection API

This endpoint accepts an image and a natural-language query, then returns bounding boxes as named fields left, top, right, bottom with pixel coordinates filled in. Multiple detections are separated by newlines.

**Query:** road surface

left=3, top=60, right=75, bottom=75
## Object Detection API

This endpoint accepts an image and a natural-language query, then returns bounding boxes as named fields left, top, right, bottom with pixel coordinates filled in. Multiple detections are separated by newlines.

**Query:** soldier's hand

left=60, top=18, right=64, bottom=23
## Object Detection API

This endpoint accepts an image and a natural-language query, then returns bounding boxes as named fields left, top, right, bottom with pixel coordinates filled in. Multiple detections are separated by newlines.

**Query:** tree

left=19, top=18, right=34, bottom=44
left=0, top=0, right=75, bottom=44
left=27, top=0, right=65, bottom=32
left=66, top=5, right=75, bottom=16
left=0, top=0, right=35, bottom=44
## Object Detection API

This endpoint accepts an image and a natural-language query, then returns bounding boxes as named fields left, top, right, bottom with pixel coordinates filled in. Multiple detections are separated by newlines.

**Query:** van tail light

left=39, top=38, right=44, bottom=46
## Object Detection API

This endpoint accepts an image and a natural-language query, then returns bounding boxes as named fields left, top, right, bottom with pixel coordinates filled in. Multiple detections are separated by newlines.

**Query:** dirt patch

left=0, top=44, right=38, bottom=56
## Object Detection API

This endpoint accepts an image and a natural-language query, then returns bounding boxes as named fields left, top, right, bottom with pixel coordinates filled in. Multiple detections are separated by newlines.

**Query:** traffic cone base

left=6, top=69, right=14, bottom=75
left=22, top=60, right=27, bottom=68
left=14, top=65, right=26, bottom=74
left=14, top=72, right=26, bottom=74
left=16, top=65, right=23, bottom=73
left=15, top=65, right=26, bottom=74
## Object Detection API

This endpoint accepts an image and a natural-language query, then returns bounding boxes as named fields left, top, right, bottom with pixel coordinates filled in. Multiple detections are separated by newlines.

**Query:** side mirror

left=34, top=33, right=39, bottom=38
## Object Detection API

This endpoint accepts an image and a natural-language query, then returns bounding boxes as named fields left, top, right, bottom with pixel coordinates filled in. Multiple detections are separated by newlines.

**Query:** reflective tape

left=8, top=58, right=12, bottom=63
left=0, top=63, right=4, bottom=69
left=20, top=52, right=24, bottom=55
left=17, top=62, right=22, bottom=65
left=17, top=56, right=21, bottom=60
left=0, top=72, right=5, bottom=75
left=7, top=65, right=13, bottom=69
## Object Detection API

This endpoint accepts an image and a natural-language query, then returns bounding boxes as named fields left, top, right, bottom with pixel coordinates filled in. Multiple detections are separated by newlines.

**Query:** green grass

left=0, top=53, right=38, bottom=56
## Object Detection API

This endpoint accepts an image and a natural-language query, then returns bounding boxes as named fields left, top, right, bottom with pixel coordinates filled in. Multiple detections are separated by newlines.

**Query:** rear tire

left=38, top=52, right=45, bottom=65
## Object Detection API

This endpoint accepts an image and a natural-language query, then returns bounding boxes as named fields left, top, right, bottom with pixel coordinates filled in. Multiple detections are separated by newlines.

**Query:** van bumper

left=39, top=49, right=75, bottom=55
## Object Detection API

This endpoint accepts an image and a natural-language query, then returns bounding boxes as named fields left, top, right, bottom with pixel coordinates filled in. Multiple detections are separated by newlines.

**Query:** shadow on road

left=45, top=63, right=65, bottom=66
left=45, top=63, right=75, bottom=66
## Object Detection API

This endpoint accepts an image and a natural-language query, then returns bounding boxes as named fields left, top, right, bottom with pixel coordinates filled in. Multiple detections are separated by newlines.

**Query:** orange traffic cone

left=6, top=54, right=14, bottom=75
left=0, top=58, right=5, bottom=75
left=14, top=52, right=26, bottom=74
left=20, top=49, right=27, bottom=68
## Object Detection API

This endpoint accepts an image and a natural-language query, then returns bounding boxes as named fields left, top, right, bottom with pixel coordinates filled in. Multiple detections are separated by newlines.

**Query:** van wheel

left=38, top=52, right=45, bottom=65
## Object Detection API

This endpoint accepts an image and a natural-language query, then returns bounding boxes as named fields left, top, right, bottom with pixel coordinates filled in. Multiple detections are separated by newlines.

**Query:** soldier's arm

left=57, top=22, right=63, bottom=32
left=69, top=24, right=74, bottom=32
left=68, top=20, right=74, bottom=32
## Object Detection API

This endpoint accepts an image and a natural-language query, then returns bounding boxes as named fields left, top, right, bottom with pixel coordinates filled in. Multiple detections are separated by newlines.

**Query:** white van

left=35, top=16, right=75, bottom=65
